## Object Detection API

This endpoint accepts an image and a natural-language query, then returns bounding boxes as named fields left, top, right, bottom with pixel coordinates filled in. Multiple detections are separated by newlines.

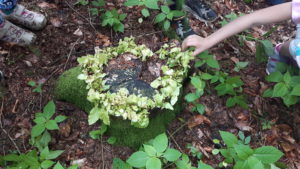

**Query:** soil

left=0, top=0, right=300, bottom=168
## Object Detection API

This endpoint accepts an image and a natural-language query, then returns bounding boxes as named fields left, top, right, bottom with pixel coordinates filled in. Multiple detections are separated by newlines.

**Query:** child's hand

left=182, top=35, right=210, bottom=56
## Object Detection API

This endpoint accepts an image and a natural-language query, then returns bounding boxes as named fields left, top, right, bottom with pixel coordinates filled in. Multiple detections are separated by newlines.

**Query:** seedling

left=101, top=9, right=127, bottom=32
left=28, top=80, right=42, bottom=93
left=234, top=61, right=248, bottom=72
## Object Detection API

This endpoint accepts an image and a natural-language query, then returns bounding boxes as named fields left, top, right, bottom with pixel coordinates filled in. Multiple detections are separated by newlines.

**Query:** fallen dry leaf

left=230, top=57, right=239, bottom=64
left=50, top=18, right=62, bottom=28
left=235, top=121, right=252, bottom=131
left=188, top=115, right=211, bottom=129
left=37, top=2, right=57, bottom=9
left=281, top=142, right=295, bottom=152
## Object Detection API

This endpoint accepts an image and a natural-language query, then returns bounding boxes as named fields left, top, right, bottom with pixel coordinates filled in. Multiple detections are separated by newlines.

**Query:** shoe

left=266, top=44, right=289, bottom=74
left=183, top=0, right=218, bottom=22
left=267, top=0, right=285, bottom=5
left=1, top=4, right=47, bottom=30
left=0, top=19, right=36, bottom=46
left=175, top=18, right=196, bottom=39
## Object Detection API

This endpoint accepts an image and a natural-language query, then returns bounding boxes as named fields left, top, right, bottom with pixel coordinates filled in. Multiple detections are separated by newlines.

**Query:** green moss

left=54, top=67, right=183, bottom=149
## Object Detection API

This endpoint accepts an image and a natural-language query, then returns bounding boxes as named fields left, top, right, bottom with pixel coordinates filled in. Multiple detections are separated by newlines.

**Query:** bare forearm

left=205, top=2, right=292, bottom=49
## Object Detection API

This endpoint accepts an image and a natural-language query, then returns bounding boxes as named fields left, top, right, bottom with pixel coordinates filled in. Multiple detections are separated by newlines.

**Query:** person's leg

left=0, top=0, right=46, bottom=30
left=267, top=0, right=285, bottom=6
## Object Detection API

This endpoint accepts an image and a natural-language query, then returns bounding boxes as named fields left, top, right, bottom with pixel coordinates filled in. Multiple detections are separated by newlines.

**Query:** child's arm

left=182, top=2, right=292, bottom=56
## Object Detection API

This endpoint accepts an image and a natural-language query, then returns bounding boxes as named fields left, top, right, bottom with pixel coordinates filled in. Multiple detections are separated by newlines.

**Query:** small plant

left=184, top=75, right=206, bottom=114
left=261, top=119, right=274, bottom=130
left=90, top=0, right=105, bottom=16
left=195, top=51, right=220, bottom=69
left=263, top=71, right=300, bottom=106
left=154, top=5, right=184, bottom=31
left=234, top=61, right=248, bottom=72
left=114, top=133, right=213, bottom=169
left=237, top=131, right=251, bottom=145
left=101, top=9, right=127, bottom=32
left=186, top=144, right=203, bottom=159
left=213, top=131, right=284, bottom=168
left=28, top=80, right=42, bottom=93
left=219, top=12, right=242, bottom=26
left=124, top=0, right=159, bottom=17
left=31, top=101, right=67, bottom=151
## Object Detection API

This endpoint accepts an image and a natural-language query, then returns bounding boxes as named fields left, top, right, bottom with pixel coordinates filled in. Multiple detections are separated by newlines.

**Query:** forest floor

left=0, top=0, right=299, bottom=168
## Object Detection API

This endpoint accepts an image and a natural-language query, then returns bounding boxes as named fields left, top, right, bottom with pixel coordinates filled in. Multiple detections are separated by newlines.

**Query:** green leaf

left=191, top=76, right=204, bottom=91
left=154, top=13, right=166, bottom=23
left=272, top=83, right=288, bottom=97
left=161, top=5, right=170, bottom=14
left=68, top=165, right=79, bottom=169
left=163, top=148, right=181, bottom=162
left=107, top=137, right=117, bottom=144
left=31, top=124, right=46, bottom=137
left=113, top=23, right=125, bottom=33
left=163, top=20, right=170, bottom=31
left=206, top=58, right=220, bottom=69
left=43, top=101, right=56, bottom=120
left=253, top=146, right=284, bottom=164
left=113, top=158, right=132, bottom=169
left=233, top=144, right=254, bottom=160
left=45, top=120, right=59, bottom=130
left=54, top=115, right=67, bottom=123
left=144, top=144, right=157, bottom=156
left=263, top=88, right=273, bottom=97
left=184, top=93, right=199, bottom=102
left=41, top=160, right=55, bottom=169
left=282, top=94, right=298, bottom=107
left=2, top=153, right=20, bottom=161
left=283, top=72, right=291, bottom=84
left=141, top=8, right=150, bottom=17
left=124, top=0, right=140, bottom=6
left=153, top=133, right=168, bottom=153
left=198, top=161, right=214, bottom=169
left=171, top=10, right=184, bottom=17
left=41, top=146, right=50, bottom=160
left=119, top=14, right=127, bottom=21
left=226, top=97, right=237, bottom=107
left=201, top=73, right=213, bottom=80
left=127, top=151, right=149, bottom=168
left=261, top=40, right=274, bottom=57
left=146, top=157, right=161, bottom=169
left=145, top=0, right=159, bottom=9
left=266, top=72, right=283, bottom=83
left=46, top=150, right=64, bottom=160
left=28, top=81, right=36, bottom=87
left=53, top=162, right=64, bottom=169
left=196, top=104, right=205, bottom=114
left=219, top=131, right=238, bottom=148
left=291, top=84, right=300, bottom=96
left=88, top=107, right=101, bottom=125
left=166, top=12, right=173, bottom=20
left=34, top=117, right=47, bottom=124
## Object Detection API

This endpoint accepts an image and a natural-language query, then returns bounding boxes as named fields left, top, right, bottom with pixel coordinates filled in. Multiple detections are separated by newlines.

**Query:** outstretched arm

left=182, top=2, right=292, bottom=56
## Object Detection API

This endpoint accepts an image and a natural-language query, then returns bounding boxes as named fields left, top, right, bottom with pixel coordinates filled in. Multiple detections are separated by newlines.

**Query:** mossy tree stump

left=54, top=67, right=184, bottom=149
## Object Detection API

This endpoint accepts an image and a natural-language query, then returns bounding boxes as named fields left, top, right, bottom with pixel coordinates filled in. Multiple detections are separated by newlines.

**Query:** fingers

left=182, top=35, right=201, bottom=51
left=193, top=48, right=204, bottom=57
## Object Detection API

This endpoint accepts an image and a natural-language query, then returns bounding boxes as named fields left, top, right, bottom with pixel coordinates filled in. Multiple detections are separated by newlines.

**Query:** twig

left=65, top=0, right=98, bottom=33
left=136, top=31, right=163, bottom=38
left=12, top=99, right=19, bottom=113
left=64, top=38, right=80, bottom=70
left=167, top=130, right=183, bottom=153
left=0, top=100, right=21, bottom=154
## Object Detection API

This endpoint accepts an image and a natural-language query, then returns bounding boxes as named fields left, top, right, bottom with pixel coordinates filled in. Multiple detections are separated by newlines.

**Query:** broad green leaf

left=144, top=144, right=157, bottom=156
left=198, top=161, right=214, bottom=169
left=127, top=151, right=149, bottom=168
left=201, top=73, right=213, bottom=80
left=206, top=58, right=220, bottom=69
left=107, top=137, right=117, bottom=144
left=226, top=97, right=237, bottom=107
left=41, top=146, right=50, bottom=160
left=272, top=83, right=288, bottom=97
left=124, top=0, right=140, bottom=6
left=266, top=72, right=283, bottom=83
left=88, top=107, right=101, bottom=125
left=68, top=165, right=79, bottom=169
left=167, top=12, right=173, bottom=20
left=172, top=10, right=184, bottom=17
left=153, top=133, right=168, bottom=153
left=46, top=150, right=64, bottom=160
left=253, top=146, right=283, bottom=164
left=191, top=76, right=204, bottom=90
left=283, top=72, right=291, bottom=84
left=161, top=5, right=170, bottom=14
left=119, top=14, right=127, bottom=21
left=163, top=20, right=170, bottom=31
left=219, top=131, right=238, bottom=148
left=41, top=160, right=55, bottom=169
left=154, top=13, right=166, bottom=23
left=145, top=0, right=159, bottom=9
left=34, top=117, right=46, bottom=124
left=141, top=8, right=150, bottom=17
left=45, top=120, right=59, bottom=130
left=31, top=124, right=46, bottom=137
left=184, top=93, right=199, bottom=102
left=54, top=115, right=67, bottom=123
left=261, top=40, right=274, bottom=57
left=263, top=88, right=273, bottom=97
left=233, top=144, right=254, bottom=160
left=28, top=81, right=36, bottom=87
left=163, top=148, right=181, bottom=162
left=53, top=162, right=64, bottom=169
left=43, top=101, right=56, bottom=120
left=146, top=157, right=161, bottom=169
left=282, top=95, right=298, bottom=107
left=290, top=76, right=300, bottom=87
left=196, top=104, right=205, bottom=114
left=2, top=153, right=20, bottom=161
left=113, top=158, right=132, bottom=169
left=113, top=23, right=125, bottom=33
left=247, top=156, right=264, bottom=169
left=291, top=84, right=300, bottom=96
